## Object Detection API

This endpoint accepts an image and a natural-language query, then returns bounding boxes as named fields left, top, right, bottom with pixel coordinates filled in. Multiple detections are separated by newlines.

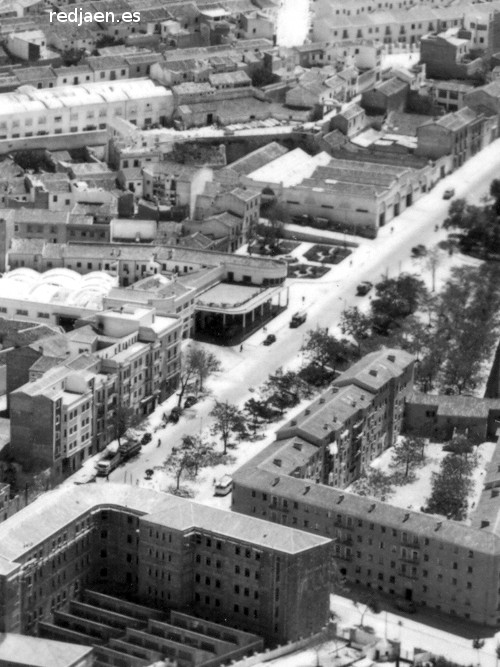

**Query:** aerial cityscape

left=2, top=0, right=500, bottom=665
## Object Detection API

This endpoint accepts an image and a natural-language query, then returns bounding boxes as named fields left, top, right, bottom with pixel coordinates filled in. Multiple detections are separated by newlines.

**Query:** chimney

left=368, top=503, right=376, bottom=513
left=481, top=520, right=490, bottom=528
left=403, top=513, right=410, bottom=522
left=369, top=369, right=378, bottom=377
left=273, top=458, right=282, bottom=467
left=305, top=409, right=311, bottom=415
left=271, top=477, right=280, bottom=487
left=337, top=494, right=344, bottom=504
left=434, top=521, right=442, bottom=531
left=303, top=485, right=311, bottom=495
left=293, top=442, right=302, bottom=451
left=388, top=354, right=396, bottom=362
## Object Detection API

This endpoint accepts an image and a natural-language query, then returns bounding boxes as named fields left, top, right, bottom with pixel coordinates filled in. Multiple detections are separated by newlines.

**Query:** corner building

left=0, top=485, right=333, bottom=645
left=232, top=349, right=500, bottom=626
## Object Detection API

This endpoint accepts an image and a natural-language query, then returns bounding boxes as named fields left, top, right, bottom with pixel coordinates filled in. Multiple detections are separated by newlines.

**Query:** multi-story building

left=416, top=106, right=497, bottom=168
left=9, top=306, right=181, bottom=476
left=0, top=484, right=333, bottom=645
left=232, top=349, right=500, bottom=627
left=0, top=78, right=173, bottom=145
left=420, top=28, right=483, bottom=80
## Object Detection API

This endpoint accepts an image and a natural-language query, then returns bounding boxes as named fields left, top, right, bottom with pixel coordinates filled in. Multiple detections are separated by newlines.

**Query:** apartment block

left=0, top=485, right=333, bottom=645
left=232, top=349, right=500, bottom=627
left=9, top=306, right=181, bottom=476
left=416, top=106, right=497, bottom=168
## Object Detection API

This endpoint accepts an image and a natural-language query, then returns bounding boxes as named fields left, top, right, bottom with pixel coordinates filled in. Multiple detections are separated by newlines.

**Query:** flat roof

left=0, top=634, right=93, bottom=667
left=197, top=282, right=262, bottom=307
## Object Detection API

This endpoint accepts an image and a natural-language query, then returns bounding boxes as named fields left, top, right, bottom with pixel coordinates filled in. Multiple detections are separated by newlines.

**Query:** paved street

left=332, top=594, right=500, bottom=666
left=77, top=137, right=500, bottom=491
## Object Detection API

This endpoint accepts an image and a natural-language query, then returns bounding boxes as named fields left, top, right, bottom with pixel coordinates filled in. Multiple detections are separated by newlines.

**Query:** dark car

left=140, top=432, right=152, bottom=445
left=184, top=395, right=198, bottom=409
left=395, top=598, right=417, bottom=614
left=169, top=406, right=181, bottom=423
left=356, top=281, right=373, bottom=296
left=263, top=334, right=276, bottom=346
left=411, top=244, right=427, bottom=257
left=443, top=188, right=455, bottom=200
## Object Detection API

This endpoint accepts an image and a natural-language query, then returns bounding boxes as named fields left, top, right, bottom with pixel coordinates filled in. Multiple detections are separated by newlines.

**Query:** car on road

left=263, top=334, right=276, bottom=346
left=443, top=188, right=455, bottom=200
left=411, top=244, right=427, bottom=257
left=184, top=395, right=198, bottom=409
left=356, top=281, right=373, bottom=296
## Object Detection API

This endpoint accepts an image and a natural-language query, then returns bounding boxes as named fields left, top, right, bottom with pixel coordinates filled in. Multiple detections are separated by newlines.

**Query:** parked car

left=395, top=598, right=417, bottom=614
left=263, top=334, right=276, bottom=346
left=214, top=475, right=233, bottom=496
left=443, top=188, right=455, bottom=200
left=184, top=395, right=198, bottom=409
left=141, top=433, right=152, bottom=445
left=411, top=244, right=427, bottom=257
left=169, top=406, right=181, bottom=423
left=356, top=281, right=373, bottom=296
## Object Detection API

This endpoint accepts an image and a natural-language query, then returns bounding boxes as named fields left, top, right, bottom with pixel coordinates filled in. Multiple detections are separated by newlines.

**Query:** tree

left=352, top=469, right=393, bottom=500
left=340, top=307, right=372, bottom=348
left=62, top=47, right=85, bottom=66
left=165, top=447, right=196, bottom=491
left=355, top=593, right=381, bottom=627
left=302, top=328, right=358, bottom=372
left=189, top=346, right=221, bottom=392
left=179, top=434, right=212, bottom=477
left=371, top=274, right=427, bottom=335
left=13, top=149, right=52, bottom=173
left=244, top=397, right=278, bottom=430
left=210, top=401, right=246, bottom=454
left=177, top=345, right=221, bottom=407
left=444, top=434, right=474, bottom=459
left=390, top=436, right=425, bottom=479
left=425, top=453, right=476, bottom=520
left=112, top=403, right=140, bottom=447
left=490, top=178, right=500, bottom=216
left=262, top=368, right=304, bottom=413
left=426, top=248, right=441, bottom=292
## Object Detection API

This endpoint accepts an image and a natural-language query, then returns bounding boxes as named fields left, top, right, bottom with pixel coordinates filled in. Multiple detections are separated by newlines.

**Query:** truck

left=96, top=450, right=122, bottom=477
left=289, top=310, right=307, bottom=328
left=118, top=440, right=141, bottom=462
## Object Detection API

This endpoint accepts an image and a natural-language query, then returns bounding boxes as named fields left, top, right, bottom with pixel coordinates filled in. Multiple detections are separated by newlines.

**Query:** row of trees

left=340, top=263, right=500, bottom=395
left=425, top=447, right=477, bottom=521
left=443, top=179, right=500, bottom=258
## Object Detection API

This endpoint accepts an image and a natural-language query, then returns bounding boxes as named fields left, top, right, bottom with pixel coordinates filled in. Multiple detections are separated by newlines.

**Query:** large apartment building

left=0, top=484, right=333, bottom=646
left=9, top=306, right=181, bottom=476
left=231, top=348, right=500, bottom=627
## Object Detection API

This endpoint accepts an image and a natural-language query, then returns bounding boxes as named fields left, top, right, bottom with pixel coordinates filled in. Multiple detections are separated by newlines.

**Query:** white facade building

left=0, top=79, right=173, bottom=141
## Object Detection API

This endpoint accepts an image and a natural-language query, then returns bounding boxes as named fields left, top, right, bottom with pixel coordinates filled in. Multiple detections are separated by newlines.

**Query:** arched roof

left=0, top=268, right=118, bottom=308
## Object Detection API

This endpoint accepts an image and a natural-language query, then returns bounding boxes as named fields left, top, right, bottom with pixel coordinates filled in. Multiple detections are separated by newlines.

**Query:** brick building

left=231, top=349, right=500, bottom=627
left=0, top=484, right=333, bottom=646
left=9, top=307, right=181, bottom=476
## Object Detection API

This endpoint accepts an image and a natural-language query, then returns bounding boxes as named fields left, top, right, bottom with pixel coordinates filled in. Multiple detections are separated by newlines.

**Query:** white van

left=214, top=475, right=233, bottom=496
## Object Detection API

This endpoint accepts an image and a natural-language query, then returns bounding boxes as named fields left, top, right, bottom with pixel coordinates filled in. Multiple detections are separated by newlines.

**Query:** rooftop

left=0, top=484, right=331, bottom=563
left=0, top=634, right=93, bottom=667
